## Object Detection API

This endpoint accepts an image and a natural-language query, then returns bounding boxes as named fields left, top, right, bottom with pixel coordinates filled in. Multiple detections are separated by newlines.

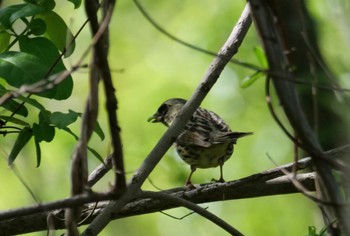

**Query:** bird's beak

left=147, top=113, right=162, bottom=123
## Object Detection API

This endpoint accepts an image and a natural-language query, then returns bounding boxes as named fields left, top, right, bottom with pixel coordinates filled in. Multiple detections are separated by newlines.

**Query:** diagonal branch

left=81, top=4, right=253, bottom=235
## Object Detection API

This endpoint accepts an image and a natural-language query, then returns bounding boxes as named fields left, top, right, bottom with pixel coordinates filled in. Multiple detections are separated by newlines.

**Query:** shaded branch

left=81, top=4, right=253, bottom=235
left=140, top=191, right=244, bottom=236
left=248, top=0, right=350, bottom=234
left=1, top=145, right=348, bottom=235
left=0, top=165, right=314, bottom=235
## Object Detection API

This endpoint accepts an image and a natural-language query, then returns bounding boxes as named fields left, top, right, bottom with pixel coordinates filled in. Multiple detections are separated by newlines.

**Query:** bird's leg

left=186, top=166, right=196, bottom=188
left=212, top=160, right=225, bottom=183
left=218, top=163, right=225, bottom=182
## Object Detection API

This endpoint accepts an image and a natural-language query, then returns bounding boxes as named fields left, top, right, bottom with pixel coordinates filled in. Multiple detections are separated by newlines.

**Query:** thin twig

left=140, top=191, right=244, bottom=236
left=81, top=4, right=253, bottom=235
left=133, top=0, right=261, bottom=72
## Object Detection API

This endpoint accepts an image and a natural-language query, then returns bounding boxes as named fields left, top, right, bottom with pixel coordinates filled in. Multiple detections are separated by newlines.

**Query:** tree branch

left=140, top=191, right=244, bottom=236
left=248, top=0, right=350, bottom=234
left=0, top=166, right=314, bottom=235
left=81, top=4, right=253, bottom=235
left=1, top=145, right=348, bottom=235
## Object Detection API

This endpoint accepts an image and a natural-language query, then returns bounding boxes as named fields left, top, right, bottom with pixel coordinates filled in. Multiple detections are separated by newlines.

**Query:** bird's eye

left=157, top=104, right=169, bottom=115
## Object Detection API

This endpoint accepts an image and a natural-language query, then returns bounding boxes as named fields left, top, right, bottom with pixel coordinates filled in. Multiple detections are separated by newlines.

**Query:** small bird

left=148, top=98, right=252, bottom=187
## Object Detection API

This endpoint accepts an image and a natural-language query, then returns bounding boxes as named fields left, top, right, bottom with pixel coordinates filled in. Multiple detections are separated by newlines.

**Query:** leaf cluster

left=0, top=0, right=104, bottom=166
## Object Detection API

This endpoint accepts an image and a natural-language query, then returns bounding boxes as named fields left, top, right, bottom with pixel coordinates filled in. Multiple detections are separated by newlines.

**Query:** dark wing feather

left=176, top=108, right=231, bottom=147
left=176, top=108, right=253, bottom=147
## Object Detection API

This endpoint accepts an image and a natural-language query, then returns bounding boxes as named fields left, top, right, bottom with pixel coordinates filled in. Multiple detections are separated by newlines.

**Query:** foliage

left=0, top=0, right=105, bottom=167
left=0, top=0, right=349, bottom=235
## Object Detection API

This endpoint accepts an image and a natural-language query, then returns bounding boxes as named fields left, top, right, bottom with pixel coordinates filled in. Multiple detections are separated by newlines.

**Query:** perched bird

left=148, top=98, right=252, bottom=186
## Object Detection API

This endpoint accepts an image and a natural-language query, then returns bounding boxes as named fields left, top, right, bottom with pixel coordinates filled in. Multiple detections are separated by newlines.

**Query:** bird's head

left=148, top=98, right=187, bottom=127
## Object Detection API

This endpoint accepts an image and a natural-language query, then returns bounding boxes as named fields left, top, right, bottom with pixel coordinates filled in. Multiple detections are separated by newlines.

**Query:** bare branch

left=0, top=167, right=315, bottom=235
left=140, top=191, right=244, bottom=236
left=81, top=4, right=253, bottom=235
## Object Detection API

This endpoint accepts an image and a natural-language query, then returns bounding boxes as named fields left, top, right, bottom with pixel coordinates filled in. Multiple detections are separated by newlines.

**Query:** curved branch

left=81, top=4, right=253, bottom=235
left=140, top=191, right=244, bottom=236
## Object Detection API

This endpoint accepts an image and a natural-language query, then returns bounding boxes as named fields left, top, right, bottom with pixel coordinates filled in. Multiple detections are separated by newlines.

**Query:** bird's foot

left=185, top=181, right=196, bottom=190
left=211, top=177, right=225, bottom=183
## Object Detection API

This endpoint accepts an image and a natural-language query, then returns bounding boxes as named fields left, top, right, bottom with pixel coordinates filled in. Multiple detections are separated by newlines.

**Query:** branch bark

left=81, top=3, right=253, bottom=235
left=0, top=159, right=315, bottom=235
left=2, top=144, right=349, bottom=234
left=248, top=0, right=350, bottom=234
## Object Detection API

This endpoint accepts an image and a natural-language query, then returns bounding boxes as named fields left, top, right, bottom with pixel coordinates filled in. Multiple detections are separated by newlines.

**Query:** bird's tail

left=213, top=132, right=253, bottom=144
left=230, top=132, right=253, bottom=139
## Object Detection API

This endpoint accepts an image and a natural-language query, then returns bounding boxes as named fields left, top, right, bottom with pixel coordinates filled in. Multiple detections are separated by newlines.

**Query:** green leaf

left=0, top=84, right=28, bottom=116
left=23, top=0, right=55, bottom=11
left=68, top=0, right=82, bottom=9
left=9, top=3, right=46, bottom=26
left=240, top=71, right=264, bottom=88
left=50, top=110, right=78, bottom=129
left=32, top=110, right=55, bottom=142
left=28, top=18, right=46, bottom=35
left=0, top=50, right=73, bottom=99
left=18, top=36, right=74, bottom=99
left=62, top=127, right=104, bottom=163
left=76, top=112, right=105, bottom=141
left=0, top=51, right=48, bottom=87
left=94, top=119, right=105, bottom=141
left=0, top=4, right=25, bottom=29
left=33, top=122, right=55, bottom=142
left=0, top=31, right=11, bottom=52
left=17, top=96, right=45, bottom=111
left=36, top=11, right=75, bottom=57
left=0, top=99, right=28, bottom=117
left=306, top=226, right=317, bottom=236
left=8, top=126, right=32, bottom=165
left=0, top=115, right=29, bottom=126
left=87, top=146, right=104, bottom=164
left=34, top=139, right=41, bottom=167
left=253, top=46, right=268, bottom=68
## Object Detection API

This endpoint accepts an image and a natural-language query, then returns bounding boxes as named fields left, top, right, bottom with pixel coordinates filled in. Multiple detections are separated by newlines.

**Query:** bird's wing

left=176, top=125, right=212, bottom=147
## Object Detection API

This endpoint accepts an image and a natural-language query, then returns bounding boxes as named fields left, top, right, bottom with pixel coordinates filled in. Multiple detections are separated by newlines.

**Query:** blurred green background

left=1, top=0, right=349, bottom=235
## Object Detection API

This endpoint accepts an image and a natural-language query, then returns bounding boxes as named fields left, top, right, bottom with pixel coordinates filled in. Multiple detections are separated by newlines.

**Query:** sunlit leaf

left=240, top=71, right=264, bottom=88
left=253, top=46, right=268, bottom=68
